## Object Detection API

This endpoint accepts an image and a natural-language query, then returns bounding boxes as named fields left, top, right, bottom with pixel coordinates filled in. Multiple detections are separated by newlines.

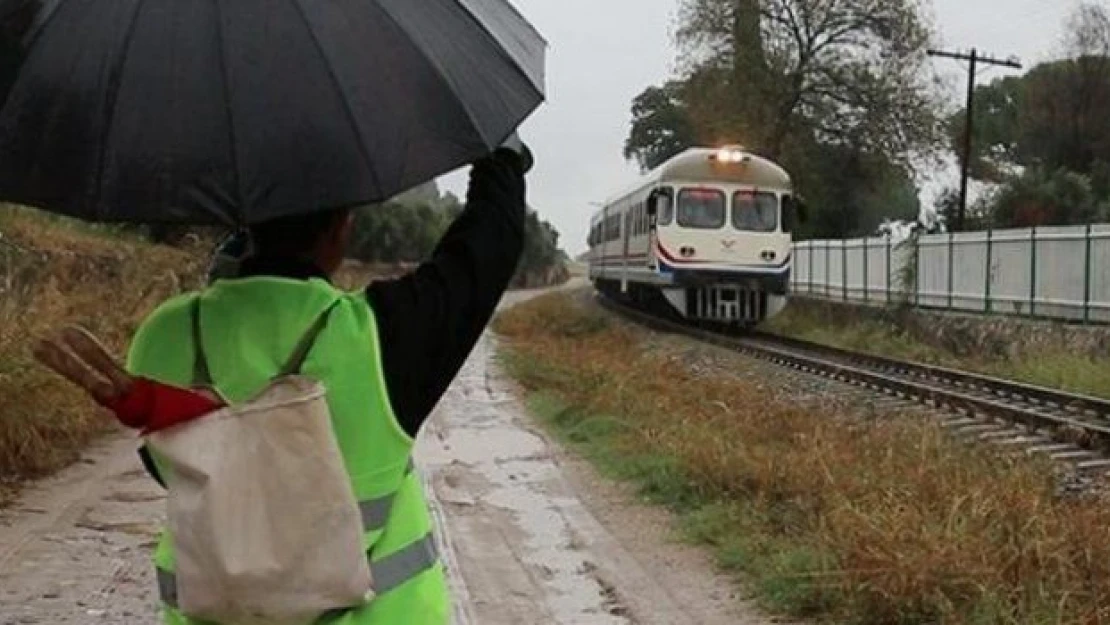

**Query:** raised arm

left=367, top=146, right=529, bottom=437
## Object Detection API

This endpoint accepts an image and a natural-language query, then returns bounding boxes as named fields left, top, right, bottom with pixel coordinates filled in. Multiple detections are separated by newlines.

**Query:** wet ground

left=0, top=285, right=766, bottom=624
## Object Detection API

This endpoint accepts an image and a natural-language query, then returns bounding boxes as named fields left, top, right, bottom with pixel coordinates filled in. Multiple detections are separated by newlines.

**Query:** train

left=587, top=146, right=802, bottom=326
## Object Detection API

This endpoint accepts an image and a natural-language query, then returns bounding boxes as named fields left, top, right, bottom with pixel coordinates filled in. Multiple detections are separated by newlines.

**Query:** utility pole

left=927, top=48, right=1022, bottom=231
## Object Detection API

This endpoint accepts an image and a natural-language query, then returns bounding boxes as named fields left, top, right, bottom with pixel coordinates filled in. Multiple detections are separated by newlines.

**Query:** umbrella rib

left=286, top=0, right=382, bottom=195
left=373, top=2, right=488, bottom=147
left=91, top=0, right=147, bottom=220
left=19, top=0, right=70, bottom=51
left=212, top=0, right=243, bottom=223
left=453, top=0, right=546, bottom=97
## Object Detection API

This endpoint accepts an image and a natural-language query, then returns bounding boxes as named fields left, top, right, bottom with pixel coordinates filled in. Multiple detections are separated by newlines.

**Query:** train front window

left=677, top=188, right=725, bottom=229
left=732, top=191, right=778, bottom=232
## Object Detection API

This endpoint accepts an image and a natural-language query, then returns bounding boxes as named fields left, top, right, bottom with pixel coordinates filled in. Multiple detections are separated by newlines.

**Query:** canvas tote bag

left=146, top=297, right=374, bottom=625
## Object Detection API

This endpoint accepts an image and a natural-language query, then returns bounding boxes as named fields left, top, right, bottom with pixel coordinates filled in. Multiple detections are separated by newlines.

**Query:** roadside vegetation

left=495, top=291, right=1110, bottom=624
left=0, top=194, right=569, bottom=505
left=347, top=181, right=568, bottom=288
left=0, top=206, right=203, bottom=503
left=764, top=302, right=1110, bottom=400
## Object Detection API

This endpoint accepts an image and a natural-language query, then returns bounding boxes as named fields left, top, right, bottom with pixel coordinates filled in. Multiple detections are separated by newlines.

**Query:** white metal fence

left=791, top=224, right=1110, bottom=324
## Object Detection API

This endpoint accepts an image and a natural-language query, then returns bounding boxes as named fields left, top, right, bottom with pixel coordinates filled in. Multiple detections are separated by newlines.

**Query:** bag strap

left=276, top=299, right=342, bottom=378
left=191, top=294, right=341, bottom=386
left=190, top=295, right=213, bottom=387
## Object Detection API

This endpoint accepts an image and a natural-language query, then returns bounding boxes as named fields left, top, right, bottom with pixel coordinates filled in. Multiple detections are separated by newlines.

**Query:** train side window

left=677, top=188, right=725, bottom=229
left=655, top=189, right=674, bottom=226
left=782, top=195, right=798, bottom=233
left=733, top=191, right=778, bottom=232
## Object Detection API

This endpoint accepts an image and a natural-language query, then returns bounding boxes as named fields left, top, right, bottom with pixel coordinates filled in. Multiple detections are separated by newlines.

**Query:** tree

left=787, top=142, right=920, bottom=238
left=347, top=186, right=462, bottom=263
left=347, top=188, right=569, bottom=287
left=938, top=4, right=1110, bottom=229
left=624, top=82, right=697, bottom=172
left=673, top=0, right=942, bottom=163
left=625, top=0, right=940, bottom=239
left=514, top=210, right=564, bottom=285
left=951, top=4, right=1110, bottom=179
left=990, top=167, right=1109, bottom=228
left=946, top=76, right=1023, bottom=181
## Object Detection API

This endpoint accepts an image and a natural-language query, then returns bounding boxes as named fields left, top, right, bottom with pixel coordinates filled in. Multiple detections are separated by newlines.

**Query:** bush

left=988, top=167, right=1110, bottom=228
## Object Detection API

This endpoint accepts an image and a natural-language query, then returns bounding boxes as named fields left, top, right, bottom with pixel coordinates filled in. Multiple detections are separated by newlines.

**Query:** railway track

left=597, top=294, right=1110, bottom=479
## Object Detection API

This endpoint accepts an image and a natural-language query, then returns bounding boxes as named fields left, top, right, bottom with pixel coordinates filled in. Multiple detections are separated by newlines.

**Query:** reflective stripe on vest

left=157, top=457, right=430, bottom=609
left=359, top=458, right=416, bottom=531
left=157, top=531, right=440, bottom=609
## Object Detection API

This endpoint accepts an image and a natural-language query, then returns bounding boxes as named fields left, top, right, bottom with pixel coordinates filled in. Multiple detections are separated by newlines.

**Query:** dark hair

left=248, top=208, right=351, bottom=256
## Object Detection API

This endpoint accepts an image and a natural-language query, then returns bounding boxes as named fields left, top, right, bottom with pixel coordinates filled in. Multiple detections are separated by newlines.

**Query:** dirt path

left=418, top=332, right=762, bottom=625
left=0, top=285, right=768, bottom=624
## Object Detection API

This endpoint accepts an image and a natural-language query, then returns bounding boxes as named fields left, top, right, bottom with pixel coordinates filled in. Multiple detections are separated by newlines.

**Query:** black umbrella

left=0, top=0, right=545, bottom=225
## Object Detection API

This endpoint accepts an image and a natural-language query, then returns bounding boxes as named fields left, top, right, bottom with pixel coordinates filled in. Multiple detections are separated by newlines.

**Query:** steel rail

left=596, top=295, right=1110, bottom=453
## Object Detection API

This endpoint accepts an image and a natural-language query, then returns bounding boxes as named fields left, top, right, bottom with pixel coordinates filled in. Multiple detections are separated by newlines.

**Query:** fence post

left=863, top=238, right=870, bottom=303
left=1029, top=227, right=1038, bottom=319
left=1083, top=224, right=1093, bottom=324
left=886, top=236, right=893, bottom=304
left=842, top=240, right=848, bottom=301
left=984, top=228, right=993, bottom=314
left=825, top=241, right=831, bottom=298
left=947, top=231, right=955, bottom=310
left=808, top=242, right=814, bottom=295
left=914, top=235, right=921, bottom=307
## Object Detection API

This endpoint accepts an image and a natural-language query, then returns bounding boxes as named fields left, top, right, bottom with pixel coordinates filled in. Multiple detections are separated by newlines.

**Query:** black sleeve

left=366, top=149, right=527, bottom=437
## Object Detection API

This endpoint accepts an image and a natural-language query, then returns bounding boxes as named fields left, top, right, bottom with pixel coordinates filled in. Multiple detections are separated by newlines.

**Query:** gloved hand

left=497, top=132, right=533, bottom=175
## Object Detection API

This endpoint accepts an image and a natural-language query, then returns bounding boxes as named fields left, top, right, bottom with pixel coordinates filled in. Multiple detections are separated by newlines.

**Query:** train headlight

left=712, top=148, right=748, bottom=164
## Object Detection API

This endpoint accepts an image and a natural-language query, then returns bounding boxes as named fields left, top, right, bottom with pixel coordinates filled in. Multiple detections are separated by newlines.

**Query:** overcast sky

left=440, top=0, right=1088, bottom=255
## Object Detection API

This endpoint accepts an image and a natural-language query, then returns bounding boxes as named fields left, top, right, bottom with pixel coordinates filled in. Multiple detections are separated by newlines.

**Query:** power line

left=927, top=48, right=1023, bottom=231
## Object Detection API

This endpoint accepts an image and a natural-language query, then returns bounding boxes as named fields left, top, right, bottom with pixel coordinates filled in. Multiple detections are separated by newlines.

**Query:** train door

left=647, top=187, right=673, bottom=272
left=621, top=208, right=631, bottom=294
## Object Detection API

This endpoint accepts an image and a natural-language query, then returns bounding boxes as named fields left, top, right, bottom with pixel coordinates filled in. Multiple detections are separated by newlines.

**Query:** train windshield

left=677, top=188, right=725, bottom=229
left=732, top=191, right=778, bottom=232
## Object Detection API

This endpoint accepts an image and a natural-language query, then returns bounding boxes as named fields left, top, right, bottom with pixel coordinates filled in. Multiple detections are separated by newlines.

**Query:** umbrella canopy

left=0, top=0, right=545, bottom=225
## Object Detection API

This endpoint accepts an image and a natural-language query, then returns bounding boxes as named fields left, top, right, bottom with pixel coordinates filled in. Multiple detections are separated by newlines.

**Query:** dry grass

left=495, top=292, right=1110, bottom=624
left=0, top=207, right=202, bottom=501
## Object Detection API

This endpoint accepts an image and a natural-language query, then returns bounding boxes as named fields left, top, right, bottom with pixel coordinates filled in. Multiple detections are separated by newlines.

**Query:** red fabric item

left=103, top=378, right=225, bottom=434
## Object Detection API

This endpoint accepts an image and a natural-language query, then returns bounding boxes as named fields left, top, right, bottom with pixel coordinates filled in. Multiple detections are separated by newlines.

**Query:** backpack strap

left=190, top=295, right=213, bottom=387
left=276, top=299, right=342, bottom=378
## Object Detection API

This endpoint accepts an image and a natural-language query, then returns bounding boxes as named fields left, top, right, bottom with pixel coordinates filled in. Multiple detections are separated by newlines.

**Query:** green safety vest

left=126, top=276, right=450, bottom=625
